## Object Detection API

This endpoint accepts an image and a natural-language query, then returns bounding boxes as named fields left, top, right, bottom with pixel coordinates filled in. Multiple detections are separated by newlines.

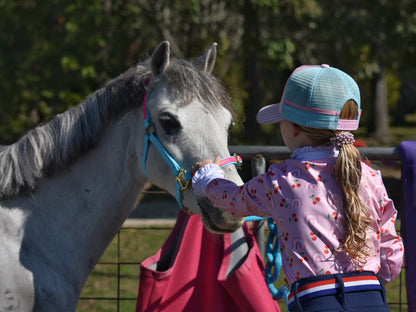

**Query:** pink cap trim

left=283, top=99, right=340, bottom=116
left=336, top=109, right=361, bottom=130
left=336, top=119, right=359, bottom=130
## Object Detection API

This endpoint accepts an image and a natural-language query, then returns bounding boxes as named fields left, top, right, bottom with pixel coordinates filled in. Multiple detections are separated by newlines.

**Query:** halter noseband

left=141, top=76, right=242, bottom=213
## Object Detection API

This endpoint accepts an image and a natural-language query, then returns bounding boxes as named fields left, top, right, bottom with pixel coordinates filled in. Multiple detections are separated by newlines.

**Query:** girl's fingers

left=192, top=159, right=215, bottom=174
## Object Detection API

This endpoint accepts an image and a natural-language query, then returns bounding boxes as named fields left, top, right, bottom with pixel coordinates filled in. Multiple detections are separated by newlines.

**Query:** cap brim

left=256, top=103, right=283, bottom=124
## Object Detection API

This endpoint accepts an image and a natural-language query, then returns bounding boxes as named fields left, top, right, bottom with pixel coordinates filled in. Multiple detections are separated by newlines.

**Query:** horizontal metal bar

left=96, top=262, right=141, bottom=265
left=229, top=145, right=399, bottom=161
left=79, top=297, right=137, bottom=300
left=356, top=146, right=399, bottom=160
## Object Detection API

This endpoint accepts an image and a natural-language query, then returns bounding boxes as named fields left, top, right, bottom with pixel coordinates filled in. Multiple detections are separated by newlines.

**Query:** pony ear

left=151, top=41, right=170, bottom=76
left=196, top=42, right=217, bottom=74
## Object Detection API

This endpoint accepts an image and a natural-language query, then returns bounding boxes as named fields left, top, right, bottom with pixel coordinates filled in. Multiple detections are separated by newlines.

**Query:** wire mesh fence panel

left=77, top=146, right=409, bottom=312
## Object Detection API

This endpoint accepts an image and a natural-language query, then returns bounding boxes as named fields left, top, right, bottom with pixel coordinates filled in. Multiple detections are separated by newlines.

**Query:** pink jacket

left=193, top=146, right=404, bottom=285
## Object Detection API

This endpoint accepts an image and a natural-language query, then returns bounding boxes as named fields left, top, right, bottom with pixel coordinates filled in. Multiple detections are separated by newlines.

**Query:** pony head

left=142, top=41, right=244, bottom=233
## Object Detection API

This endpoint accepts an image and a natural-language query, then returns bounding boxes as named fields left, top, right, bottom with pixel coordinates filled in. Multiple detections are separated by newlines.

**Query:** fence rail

left=78, top=145, right=411, bottom=312
left=230, top=145, right=399, bottom=160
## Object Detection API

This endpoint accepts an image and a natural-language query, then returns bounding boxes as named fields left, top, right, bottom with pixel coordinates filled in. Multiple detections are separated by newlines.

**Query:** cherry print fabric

left=197, top=146, right=403, bottom=285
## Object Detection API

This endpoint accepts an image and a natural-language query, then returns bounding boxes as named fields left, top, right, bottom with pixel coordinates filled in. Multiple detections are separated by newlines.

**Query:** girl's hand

left=192, top=156, right=221, bottom=174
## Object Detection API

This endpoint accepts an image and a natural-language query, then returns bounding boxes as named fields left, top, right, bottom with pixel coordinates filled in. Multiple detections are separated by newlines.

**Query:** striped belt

left=288, top=274, right=382, bottom=309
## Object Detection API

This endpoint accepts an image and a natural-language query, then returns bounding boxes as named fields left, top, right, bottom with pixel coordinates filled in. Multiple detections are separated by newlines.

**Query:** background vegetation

left=1, top=0, right=416, bottom=146
left=1, top=2, right=410, bottom=310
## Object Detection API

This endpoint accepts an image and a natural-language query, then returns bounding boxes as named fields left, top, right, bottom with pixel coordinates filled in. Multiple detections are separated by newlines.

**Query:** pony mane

left=0, top=57, right=232, bottom=199
left=158, top=58, right=233, bottom=114
left=0, top=64, right=150, bottom=199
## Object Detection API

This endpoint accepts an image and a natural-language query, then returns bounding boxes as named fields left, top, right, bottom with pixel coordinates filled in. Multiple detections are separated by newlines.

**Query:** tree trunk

left=241, top=0, right=262, bottom=143
left=371, top=67, right=390, bottom=143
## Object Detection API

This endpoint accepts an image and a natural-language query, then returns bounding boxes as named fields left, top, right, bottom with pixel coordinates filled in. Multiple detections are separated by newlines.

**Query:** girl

left=192, top=65, right=403, bottom=312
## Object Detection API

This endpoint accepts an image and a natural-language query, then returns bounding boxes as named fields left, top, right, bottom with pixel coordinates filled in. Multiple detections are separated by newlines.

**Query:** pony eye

left=159, top=113, right=181, bottom=135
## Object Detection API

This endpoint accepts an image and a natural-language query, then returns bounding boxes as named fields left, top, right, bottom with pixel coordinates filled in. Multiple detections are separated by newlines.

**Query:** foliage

left=1, top=0, right=416, bottom=144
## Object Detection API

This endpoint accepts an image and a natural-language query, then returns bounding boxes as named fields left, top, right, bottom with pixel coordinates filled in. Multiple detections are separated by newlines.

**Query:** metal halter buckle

left=145, top=122, right=156, bottom=135
left=176, top=169, right=190, bottom=191
left=234, top=153, right=243, bottom=169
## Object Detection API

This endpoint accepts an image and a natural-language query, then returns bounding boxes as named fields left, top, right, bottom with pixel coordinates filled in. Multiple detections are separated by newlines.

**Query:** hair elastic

left=330, top=132, right=355, bottom=149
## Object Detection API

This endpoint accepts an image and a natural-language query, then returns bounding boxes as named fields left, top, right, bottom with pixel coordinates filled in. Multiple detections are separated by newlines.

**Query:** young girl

left=192, top=65, right=404, bottom=312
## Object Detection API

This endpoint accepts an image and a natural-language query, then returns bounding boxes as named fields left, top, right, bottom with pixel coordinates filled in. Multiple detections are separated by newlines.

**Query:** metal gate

left=78, top=145, right=409, bottom=312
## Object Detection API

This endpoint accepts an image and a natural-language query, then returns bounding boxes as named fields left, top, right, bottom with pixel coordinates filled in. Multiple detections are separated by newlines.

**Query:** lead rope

left=245, top=216, right=290, bottom=301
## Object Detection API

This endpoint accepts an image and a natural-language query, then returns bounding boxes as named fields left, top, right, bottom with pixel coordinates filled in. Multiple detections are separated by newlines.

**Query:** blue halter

left=141, top=77, right=242, bottom=213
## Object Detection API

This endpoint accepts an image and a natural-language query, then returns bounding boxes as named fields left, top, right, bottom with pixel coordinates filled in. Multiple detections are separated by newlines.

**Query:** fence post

left=251, top=154, right=266, bottom=256
left=398, top=141, right=416, bottom=312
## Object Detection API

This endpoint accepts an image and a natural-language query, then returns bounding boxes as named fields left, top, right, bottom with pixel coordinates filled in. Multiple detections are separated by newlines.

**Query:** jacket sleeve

left=377, top=185, right=404, bottom=283
left=192, top=163, right=224, bottom=197
left=203, top=169, right=281, bottom=219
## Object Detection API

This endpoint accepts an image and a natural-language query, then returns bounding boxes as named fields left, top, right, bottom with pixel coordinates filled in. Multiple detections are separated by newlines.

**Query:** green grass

left=77, top=227, right=173, bottom=312
left=77, top=224, right=407, bottom=312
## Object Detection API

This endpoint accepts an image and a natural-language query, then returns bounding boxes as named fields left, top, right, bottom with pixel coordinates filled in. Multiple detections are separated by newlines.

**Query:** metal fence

left=77, top=145, right=408, bottom=312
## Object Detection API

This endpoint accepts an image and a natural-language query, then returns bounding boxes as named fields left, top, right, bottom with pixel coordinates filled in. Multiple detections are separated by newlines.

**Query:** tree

left=1, top=0, right=416, bottom=145
left=0, top=0, right=142, bottom=143
left=313, top=0, right=416, bottom=142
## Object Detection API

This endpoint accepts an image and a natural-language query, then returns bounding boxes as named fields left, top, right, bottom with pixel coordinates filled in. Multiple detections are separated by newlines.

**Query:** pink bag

left=136, top=211, right=281, bottom=312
